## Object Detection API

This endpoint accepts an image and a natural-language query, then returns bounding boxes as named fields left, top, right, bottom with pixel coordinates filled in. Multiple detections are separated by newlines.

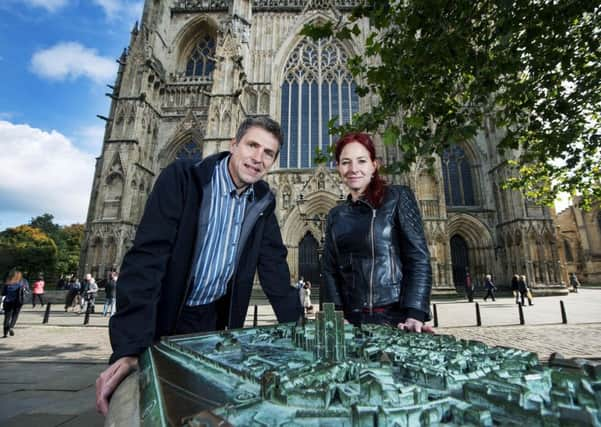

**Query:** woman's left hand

left=397, top=317, right=434, bottom=333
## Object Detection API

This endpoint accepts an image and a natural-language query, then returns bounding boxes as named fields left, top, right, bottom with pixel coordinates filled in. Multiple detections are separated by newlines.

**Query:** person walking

left=103, top=271, right=117, bottom=317
left=31, top=274, right=45, bottom=308
left=303, top=281, right=313, bottom=314
left=96, top=117, right=302, bottom=415
left=511, top=274, right=520, bottom=304
left=465, top=271, right=474, bottom=302
left=483, top=274, right=497, bottom=301
left=85, top=277, right=99, bottom=314
left=2, top=269, right=26, bottom=338
left=518, top=274, right=533, bottom=306
left=569, top=273, right=581, bottom=293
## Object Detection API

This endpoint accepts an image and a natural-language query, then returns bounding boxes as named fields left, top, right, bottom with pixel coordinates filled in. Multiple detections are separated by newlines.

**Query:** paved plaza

left=0, top=288, right=600, bottom=426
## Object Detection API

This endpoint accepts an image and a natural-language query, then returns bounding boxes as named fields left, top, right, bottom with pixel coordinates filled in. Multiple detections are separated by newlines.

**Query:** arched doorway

left=298, top=232, right=320, bottom=286
left=450, top=234, right=470, bottom=290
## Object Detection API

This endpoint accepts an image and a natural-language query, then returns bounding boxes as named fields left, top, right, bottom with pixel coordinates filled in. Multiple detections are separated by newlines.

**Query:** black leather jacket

left=323, top=185, right=432, bottom=321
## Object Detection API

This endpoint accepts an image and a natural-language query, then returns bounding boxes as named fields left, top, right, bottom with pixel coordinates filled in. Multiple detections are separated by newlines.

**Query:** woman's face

left=337, top=141, right=377, bottom=196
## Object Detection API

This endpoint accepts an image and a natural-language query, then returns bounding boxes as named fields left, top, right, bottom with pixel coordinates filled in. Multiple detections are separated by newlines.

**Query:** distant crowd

left=1, top=269, right=119, bottom=338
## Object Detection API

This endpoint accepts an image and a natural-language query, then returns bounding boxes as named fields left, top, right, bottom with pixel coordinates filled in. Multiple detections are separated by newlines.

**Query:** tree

left=0, top=225, right=58, bottom=280
left=30, top=213, right=60, bottom=240
left=303, top=1, right=600, bottom=208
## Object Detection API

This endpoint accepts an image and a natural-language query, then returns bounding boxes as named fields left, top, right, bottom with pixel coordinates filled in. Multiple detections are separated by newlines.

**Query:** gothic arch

left=160, top=127, right=205, bottom=168
left=174, top=16, right=219, bottom=73
left=441, top=141, right=484, bottom=206
left=281, top=191, right=339, bottom=246
left=271, top=14, right=361, bottom=149
left=447, top=213, right=494, bottom=284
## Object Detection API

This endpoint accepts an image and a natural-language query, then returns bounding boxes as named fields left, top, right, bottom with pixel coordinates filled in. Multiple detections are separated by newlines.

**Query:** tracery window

left=175, top=141, right=202, bottom=162
left=185, top=35, right=216, bottom=79
left=564, top=240, right=574, bottom=262
left=280, top=38, right=359, bottom=169
left=441, top=145, right=475, bottom=206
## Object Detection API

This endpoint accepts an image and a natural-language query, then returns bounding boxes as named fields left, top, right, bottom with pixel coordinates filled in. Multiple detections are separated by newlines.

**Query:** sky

left=0, top=0, right=143, bottom=230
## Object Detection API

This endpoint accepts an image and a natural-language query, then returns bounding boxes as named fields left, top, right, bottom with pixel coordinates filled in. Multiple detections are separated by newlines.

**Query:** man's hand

left=397, top=317, right=434, bottom=333
left=95, top=356, right=139, bottom=416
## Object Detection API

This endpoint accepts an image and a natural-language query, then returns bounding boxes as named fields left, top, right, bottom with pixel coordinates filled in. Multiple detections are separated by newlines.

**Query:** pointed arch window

left=564, top=240, right=574, bottom=262
left=442, top=145, right=475, bottom=206
left=280, top=38, right=359, bottom=169
left=185, top=34, right=216, bottom=79
left=175, top=141, right=202, bottom=162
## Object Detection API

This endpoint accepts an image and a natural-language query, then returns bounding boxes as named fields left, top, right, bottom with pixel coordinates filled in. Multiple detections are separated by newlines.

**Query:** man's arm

left=96, top=162, right=187, bottom=416
left=108, top=162, right=186, bottom=363
left=257, top=209, right=302, bottom=322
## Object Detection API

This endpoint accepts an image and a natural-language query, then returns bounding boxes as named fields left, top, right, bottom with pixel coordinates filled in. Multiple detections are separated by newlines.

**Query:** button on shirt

left=187, top=156, right=254, bottom=306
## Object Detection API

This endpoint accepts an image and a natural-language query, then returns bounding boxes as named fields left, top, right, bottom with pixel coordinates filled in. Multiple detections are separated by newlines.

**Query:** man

left=95, top=117, right=302, bottom=415
left=569, top=273, right=580, bottom=293
left=103, top=271, right=117, bottom=316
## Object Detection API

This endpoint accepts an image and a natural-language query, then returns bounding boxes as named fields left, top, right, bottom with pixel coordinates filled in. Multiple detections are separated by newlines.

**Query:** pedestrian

left=323, top=132, right=433, bottom=332
left=465, top=271, right=474, bottom=302
left=569, top=273, right=581, bottom=293
left=103, top=271, right=117, bottom=317
left=2, top=268, right=26, bottom=338
left=511, top=274, right=520, bottom=304
left=31, top=274, right=45, bottom=308
left=483, top=274, right=496, bottom=301
left=303, top=281, right=313, bottom=314
left=96, top=116, right=302, bottom=415
left=518, top=274, right=533, bottom=306
left=80, top=273, right=93, bottom=312
left=84, top=276, right=98, bottom=314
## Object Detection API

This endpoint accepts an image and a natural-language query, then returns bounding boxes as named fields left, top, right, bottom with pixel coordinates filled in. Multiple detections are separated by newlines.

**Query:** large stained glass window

left=185, top=35, right=216, bottom=79
left=280, top=38, right=359, bottom=169
left=442, top=145, right=475, bottom=206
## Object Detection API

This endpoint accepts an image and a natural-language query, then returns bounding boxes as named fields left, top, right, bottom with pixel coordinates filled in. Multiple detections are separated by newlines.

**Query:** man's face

left=228, top=126, right=279, bottom=192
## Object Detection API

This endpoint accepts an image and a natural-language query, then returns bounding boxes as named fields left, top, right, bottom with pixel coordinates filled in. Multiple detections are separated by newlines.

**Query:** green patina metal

left=138, top=303, right=601, bottom=426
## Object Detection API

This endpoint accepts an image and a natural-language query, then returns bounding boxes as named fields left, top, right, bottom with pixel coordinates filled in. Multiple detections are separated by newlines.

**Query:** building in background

left=80, top=0, right=566, bottom=295
left=556, top=199, right=601, bottom=285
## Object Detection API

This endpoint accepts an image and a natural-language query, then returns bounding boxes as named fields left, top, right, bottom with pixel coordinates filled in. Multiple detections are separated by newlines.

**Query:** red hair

left=335, top=132, right=387, bottom=208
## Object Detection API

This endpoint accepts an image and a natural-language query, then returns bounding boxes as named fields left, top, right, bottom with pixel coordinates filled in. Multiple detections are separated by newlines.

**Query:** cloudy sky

left=0, top=0, right=143, bottom=230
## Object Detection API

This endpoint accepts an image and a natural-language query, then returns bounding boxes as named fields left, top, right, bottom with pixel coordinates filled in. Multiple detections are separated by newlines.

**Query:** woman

left=32, top=274, right=45, bottom=308
left=323, top=132, right=433, bottom=332
left=2, top=269, right=25, bottom=338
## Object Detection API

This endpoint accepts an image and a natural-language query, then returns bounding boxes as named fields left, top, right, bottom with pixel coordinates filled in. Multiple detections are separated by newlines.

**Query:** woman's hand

left=397, top=317, right=434, bottom=333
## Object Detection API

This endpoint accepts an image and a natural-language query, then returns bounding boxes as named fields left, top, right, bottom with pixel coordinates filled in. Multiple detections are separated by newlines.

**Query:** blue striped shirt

left=186, top=156, right=254, bottom=306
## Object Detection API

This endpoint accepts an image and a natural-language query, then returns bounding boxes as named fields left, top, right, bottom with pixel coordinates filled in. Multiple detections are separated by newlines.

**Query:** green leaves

left=303, top=0, right=601, bottom=207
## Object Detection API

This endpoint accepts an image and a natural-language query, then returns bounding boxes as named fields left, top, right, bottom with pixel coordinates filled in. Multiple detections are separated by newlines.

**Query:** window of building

left=597, top=211, right=601, bottom=234
left=564, top=240, right=574, bottom=262
left=175, top=141, right=202, bottom=162
left=185, top=35, right=216, bottom=79
left=442, top=145, right=475, bottom=206
left=280, top=38, right=359, bottom=169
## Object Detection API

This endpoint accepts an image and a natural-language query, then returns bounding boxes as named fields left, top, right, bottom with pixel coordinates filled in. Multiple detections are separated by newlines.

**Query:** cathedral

left=80, top=0, right=568, bottom=296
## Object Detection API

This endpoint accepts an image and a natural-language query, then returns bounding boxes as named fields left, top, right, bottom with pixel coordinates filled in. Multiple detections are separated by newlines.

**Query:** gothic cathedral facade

left=80, top=0, right=567, bottom=295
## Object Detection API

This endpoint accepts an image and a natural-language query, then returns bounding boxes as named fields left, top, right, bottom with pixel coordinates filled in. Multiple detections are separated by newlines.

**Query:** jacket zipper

left=389, top=246, right=395, bottom=279
left=369, top=208, right=376, bottom=315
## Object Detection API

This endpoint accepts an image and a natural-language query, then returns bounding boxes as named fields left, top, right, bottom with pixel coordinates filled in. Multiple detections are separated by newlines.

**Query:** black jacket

left=323, top=185, right=431, bottom=322
left=109, top=152, right=302, bottom=363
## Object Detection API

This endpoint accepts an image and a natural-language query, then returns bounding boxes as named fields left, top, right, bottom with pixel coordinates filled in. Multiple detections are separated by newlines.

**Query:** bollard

left=253, top=304, right=258, bottom=327
left=42, top=303, right=52, bottom=324
left=319, top=285, right=323, bottom=312
left=518, top=303, right=525, bottom=325
left=560, top=300, right=568, bottom=324
left=83, top=302, right=92, bottom=325
left=433, top=304, right=439, bottom=328
left=475, top=302, right=482, bottom=326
